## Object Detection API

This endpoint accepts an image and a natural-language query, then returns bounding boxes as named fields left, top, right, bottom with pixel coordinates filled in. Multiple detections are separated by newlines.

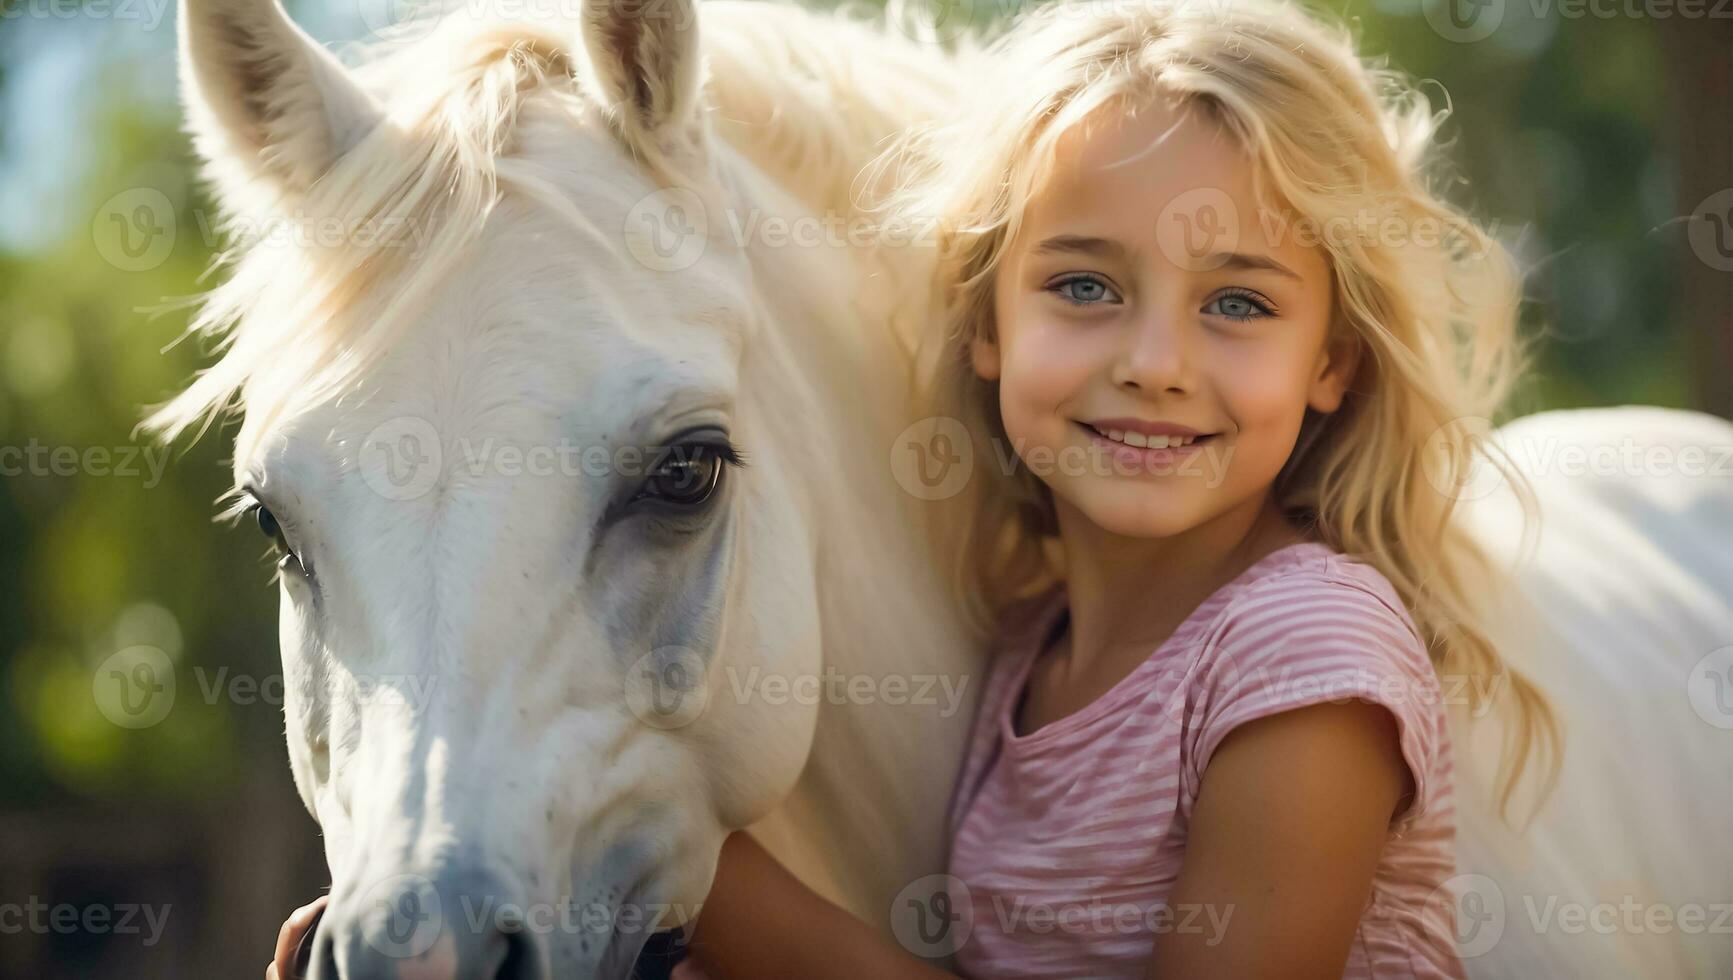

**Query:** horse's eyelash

left=664, top=433, right=749, bottom=470
left=714, top=442, right=749, bottom=469
left=216, top=488, right=257, bottom=525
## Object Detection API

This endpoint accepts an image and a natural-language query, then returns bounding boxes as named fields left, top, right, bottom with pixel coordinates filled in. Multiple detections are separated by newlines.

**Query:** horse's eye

left=249, top=501, right=311, bottom=578
left=251, top=502, right=301, bottom=565
left=632, top=432, right=744, bottom=512
left=642, top=444, right=727, bottom=507
left=256, top=503, right=283, bottom=542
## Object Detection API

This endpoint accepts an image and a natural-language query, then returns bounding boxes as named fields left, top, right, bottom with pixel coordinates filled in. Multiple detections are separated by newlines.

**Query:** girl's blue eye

left=1049, top=275, right=1120, bottom=306
left=1203, top=289, right=1276, bottom=321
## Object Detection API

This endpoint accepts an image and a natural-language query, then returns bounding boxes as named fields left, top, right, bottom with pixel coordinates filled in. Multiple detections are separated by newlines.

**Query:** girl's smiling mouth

left=1075, top=418, right=1219, bottom=450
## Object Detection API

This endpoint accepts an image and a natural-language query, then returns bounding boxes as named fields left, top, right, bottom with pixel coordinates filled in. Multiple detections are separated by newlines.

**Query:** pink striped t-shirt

left=944, top=541, right=1464, bottom=978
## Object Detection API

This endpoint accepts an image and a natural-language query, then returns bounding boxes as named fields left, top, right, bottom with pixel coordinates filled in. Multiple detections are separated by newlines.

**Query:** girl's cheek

left=1003, top=320, right=1099, bottom=403
left=1216, top=369, right=1315, bottom=478
left=996, top=361, right=1053, bottom=447
left=1212, top=340, right=1310, bottom=422
left=999, top=336, right=1093, bottom=446
left=1221, top=375, right=1297, bottom=432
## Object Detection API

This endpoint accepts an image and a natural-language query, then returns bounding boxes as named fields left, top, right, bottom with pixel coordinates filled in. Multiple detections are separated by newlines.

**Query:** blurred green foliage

left=0, top=0, right=1708, bottom=805
left=0, top=60, right=278, bottom=808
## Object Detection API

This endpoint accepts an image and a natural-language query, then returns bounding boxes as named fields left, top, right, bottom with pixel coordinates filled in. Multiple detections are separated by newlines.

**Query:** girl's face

left=978, top=100, right=1357, bottom=540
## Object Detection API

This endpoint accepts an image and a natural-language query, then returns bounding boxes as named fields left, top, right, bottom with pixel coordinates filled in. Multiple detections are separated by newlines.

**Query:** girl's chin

left=1058, top=489, right=1215, bottom=540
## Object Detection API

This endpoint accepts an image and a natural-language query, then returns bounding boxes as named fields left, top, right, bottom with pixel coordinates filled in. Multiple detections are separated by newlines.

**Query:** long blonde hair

left=874, top=0, right=1560, bottom=825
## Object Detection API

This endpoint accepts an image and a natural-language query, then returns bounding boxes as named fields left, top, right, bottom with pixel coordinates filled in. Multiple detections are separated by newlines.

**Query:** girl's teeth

left=1095, top=426, right=1200, bottom=449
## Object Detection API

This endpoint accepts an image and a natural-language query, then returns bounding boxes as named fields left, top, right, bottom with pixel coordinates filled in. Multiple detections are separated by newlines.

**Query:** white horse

left=157, top=0, right=1732, bottom=976
left=1451, top=407, right=1733, bottom=977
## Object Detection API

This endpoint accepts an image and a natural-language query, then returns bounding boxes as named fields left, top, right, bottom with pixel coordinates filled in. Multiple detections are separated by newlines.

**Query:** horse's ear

left=578, top=0, right=703, bottom=143
left=177, top=0, right=382, bottom=207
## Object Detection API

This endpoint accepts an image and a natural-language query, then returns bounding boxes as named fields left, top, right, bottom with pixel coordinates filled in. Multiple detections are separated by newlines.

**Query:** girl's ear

left=970, top=325, right=1003, bottom=382
left=1307, top=329, right=1363, bottom=414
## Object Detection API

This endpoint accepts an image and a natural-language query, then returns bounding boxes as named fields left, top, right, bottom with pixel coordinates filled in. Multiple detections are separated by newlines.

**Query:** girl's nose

left=1110, top=310, right=1193, bottom=393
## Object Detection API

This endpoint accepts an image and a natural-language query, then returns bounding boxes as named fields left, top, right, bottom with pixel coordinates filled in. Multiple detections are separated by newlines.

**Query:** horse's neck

left=704, top=4, right=982, bottom=922
left=723, top=173, right=983, bottom=928
left=748, top=270, right=985, bottom=924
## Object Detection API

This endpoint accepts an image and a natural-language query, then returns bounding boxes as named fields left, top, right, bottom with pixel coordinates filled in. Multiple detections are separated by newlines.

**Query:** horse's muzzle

left=305, top=863, right=544, bottom=980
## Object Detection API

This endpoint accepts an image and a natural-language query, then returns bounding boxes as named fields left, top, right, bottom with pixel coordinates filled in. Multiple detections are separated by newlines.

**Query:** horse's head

left=164, top=0, right=862, bottom=975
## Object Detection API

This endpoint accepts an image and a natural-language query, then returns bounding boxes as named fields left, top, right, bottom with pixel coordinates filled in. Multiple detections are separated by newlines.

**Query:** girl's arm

left=682, top=832, right=956, bottom=980
left=1145, top=700, right=1412, bottom=980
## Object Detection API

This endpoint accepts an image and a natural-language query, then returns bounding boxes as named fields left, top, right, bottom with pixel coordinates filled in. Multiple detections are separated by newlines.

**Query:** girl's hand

left=684, top=832, right=953, bottom=980
left=264, top=895, right=328, bottom=980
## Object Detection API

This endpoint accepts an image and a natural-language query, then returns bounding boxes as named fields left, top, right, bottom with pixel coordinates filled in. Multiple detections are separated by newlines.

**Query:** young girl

left=672, top=0, right=1559, bottom=976
left=270, top=0, right=1560, bottom=976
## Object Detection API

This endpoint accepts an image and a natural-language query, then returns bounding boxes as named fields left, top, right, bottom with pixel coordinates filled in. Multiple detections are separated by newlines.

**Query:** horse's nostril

left=470, top=920, right=539, bottom=980
left=318, top=938, right=340, bottom=980
left=498, top=926, right=537, bottom=980
left=302, top=924, right=339, bottom=980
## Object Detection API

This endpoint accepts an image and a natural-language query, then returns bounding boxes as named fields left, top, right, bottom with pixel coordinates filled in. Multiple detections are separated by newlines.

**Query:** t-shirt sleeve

left=1180, top=570, right=1449, bottom=837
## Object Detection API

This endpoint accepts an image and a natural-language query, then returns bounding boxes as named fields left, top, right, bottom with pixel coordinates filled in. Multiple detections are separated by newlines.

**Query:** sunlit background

left=0, top=0, right=1728, bottom=975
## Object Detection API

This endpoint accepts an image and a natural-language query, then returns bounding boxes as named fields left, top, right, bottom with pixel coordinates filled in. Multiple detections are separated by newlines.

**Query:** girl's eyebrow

left=1031, top=234, right=1125, bottom=259
left=1210, top=251, right=1302, bottom=281
left=1034, top=233, right=1302, bottom=282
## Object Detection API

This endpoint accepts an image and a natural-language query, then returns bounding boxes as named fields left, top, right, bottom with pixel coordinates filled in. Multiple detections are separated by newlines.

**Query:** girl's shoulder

left=1211, top=542, right=1426, bottom=649
left=1182, top=543, right=1452, bottom=837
